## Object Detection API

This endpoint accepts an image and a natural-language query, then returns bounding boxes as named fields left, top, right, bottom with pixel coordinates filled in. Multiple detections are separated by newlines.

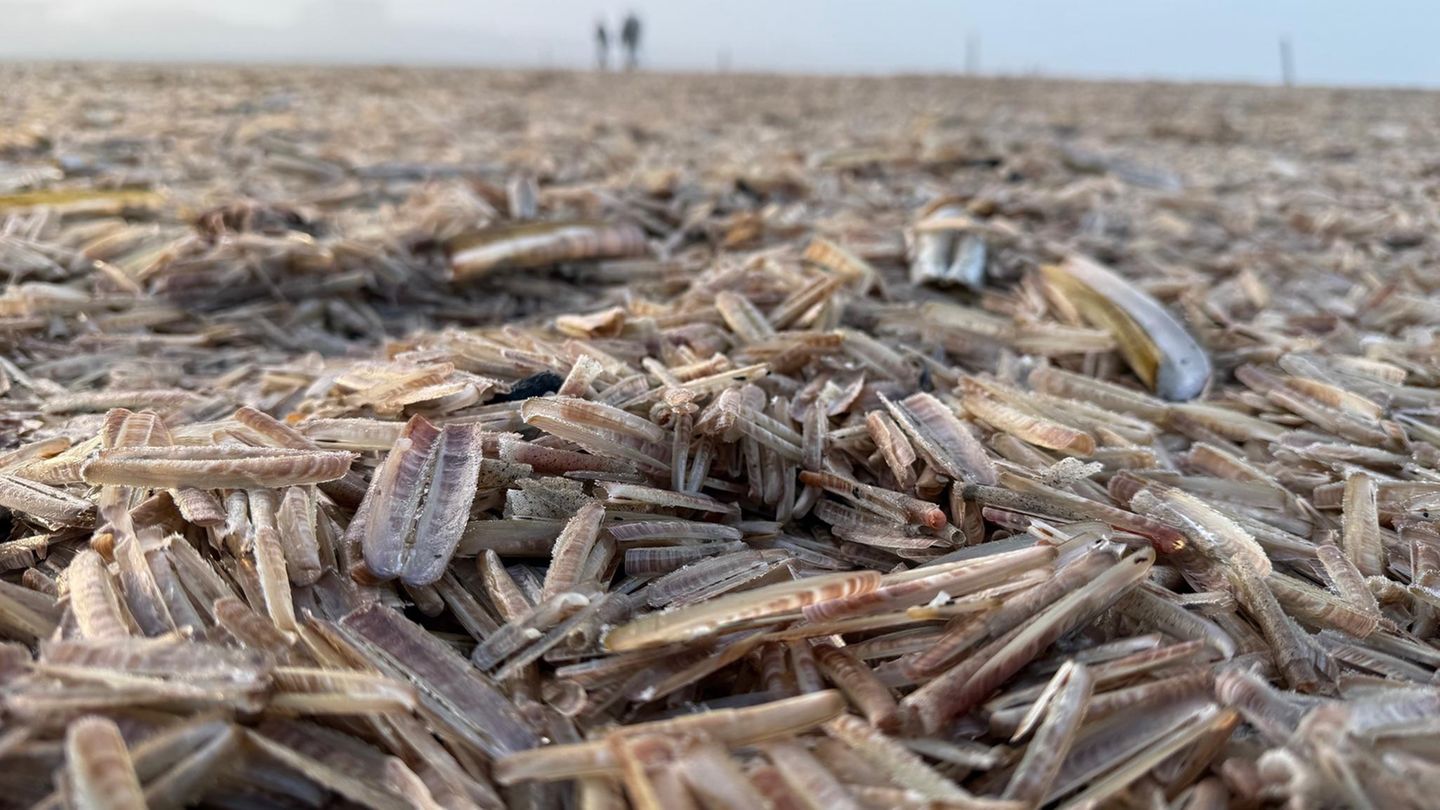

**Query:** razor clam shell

left=448, top=221, right=648, bottom=278
left=143, top=725, right=241, bottom=810
left=1342, top=472, right=1386, bottom=577
left=42, top=638, right=270, bottom=682
left=8, top=69, right=1440, bottom=810
left=962, top=388, right=1096, bottom=456
left=269, top=666, right=418, bottom=714
left=111, top=534, right=176, bottom=636
left=823, top=713, right=973, bottom=803
left=523, top=395, right=666, bottom=444
left=1002, top=661, right=1093, bottom=805
left=904, top=548, right=1155, bottom=732
left=1042, top=255, right=1211, bottom=401
left=66, top=715, right=147, bottom=810
left=68, top=549, right=133, bottom=640
left=338, top=603, right=538, bottom=757
left=679, top=740, right=772, bottom=808
left=1045, top=696, right=1218, bottom=801
left=910, top=205, right=987, bottom=290
left=540, top=501, right=607, bottom=601
left=907, top=545, right=1116, bottom=677
left=883, top=392, right=999, bottom=485
left=361, top=415, right=442, bottom=580
left=81, top=446, right=355, bottom=489
left=759, top=740, right=864, bottom=810
left=623, top=540, right=750, bottom=577
left=0, top=474, right=95, bottom=528
left=168, top=487, right=225, bottom=527
left=814, top=642, right=901, bottom=730
left=803, top=545, right=1055, bottom=623
left=275, top=486, right=322, bottom=586
left=401, top=423, right=484, bottom=586
left=603, top=570, right=882, bottom=652
left=243, top=726, right=410, bottom=810
left=494, top=690, right=846, bottom=783
left=248, top=489, right=298, bottom=632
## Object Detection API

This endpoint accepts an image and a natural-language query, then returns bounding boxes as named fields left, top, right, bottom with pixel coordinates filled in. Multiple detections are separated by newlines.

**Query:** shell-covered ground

left=2, top=63, right=1440, bottom=809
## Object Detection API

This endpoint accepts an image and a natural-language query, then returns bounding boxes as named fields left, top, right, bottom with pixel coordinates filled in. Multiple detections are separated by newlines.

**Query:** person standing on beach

left=621, top=13, right=642, bottom=70
left=595, top=20, right=611, bottom=70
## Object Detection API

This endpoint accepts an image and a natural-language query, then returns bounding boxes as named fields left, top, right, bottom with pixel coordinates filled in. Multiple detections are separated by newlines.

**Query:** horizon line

left=4, top=58, right=1440, bottom=93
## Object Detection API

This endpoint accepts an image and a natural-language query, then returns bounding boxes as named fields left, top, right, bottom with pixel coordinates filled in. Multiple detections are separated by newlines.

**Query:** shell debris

left=0, top=64, right=1437, bottom=809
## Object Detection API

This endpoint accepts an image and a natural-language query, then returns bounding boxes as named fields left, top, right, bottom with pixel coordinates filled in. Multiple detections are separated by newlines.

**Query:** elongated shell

left=1041, top=255, right=1210, bottom=401
left=81, top=446, right=354, bottom=489
left=66, top=715, right=147, bottom=810
left=909, top=202, right=986, bottom=289
left=401, top=423, right=483, bottom=586
left=603, top=570, right=881, bottom=651
left=0, top=473, right=95, bottom=527
left=447, top=221, right=647, bottom=279
left=362, top=415, right=442, bottom=581
left=494, top=691, right=846, bottom=783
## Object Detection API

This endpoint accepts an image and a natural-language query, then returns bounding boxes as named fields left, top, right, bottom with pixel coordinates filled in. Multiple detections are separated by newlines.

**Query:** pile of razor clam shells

left=3, top=64, right=1440, bottom=809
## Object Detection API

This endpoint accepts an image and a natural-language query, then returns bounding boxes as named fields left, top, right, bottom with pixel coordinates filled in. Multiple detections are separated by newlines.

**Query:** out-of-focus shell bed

left=1, top=64, right=1440, bottom=809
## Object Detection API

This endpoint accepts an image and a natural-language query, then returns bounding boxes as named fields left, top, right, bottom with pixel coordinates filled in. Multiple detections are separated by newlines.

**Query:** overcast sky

left=5, top=0, right=1440, bottom=86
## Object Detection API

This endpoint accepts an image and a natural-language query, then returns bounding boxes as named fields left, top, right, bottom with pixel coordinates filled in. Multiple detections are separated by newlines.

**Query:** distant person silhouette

left=595, top=20, right=610, bottom=70
left=620, top=13, right=642, bottom=70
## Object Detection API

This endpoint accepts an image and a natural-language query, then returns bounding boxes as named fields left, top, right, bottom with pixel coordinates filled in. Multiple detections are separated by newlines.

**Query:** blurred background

left=2, top=0, right=1438, bottom=86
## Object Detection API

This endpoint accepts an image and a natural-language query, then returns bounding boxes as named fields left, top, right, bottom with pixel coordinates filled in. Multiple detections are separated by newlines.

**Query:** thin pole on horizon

left=1279, top=36, right=1295, bottom=87
left=966, top=34, right=980, bottom=75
